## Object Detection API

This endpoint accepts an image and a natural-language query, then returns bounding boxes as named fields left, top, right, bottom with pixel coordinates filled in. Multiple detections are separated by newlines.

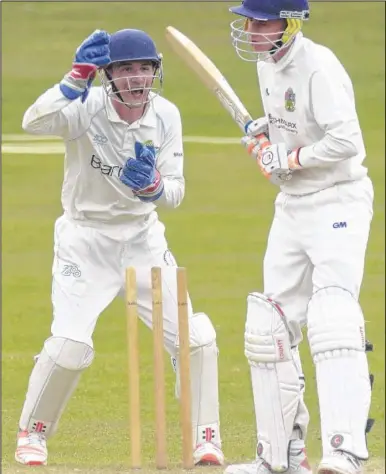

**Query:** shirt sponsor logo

left=268, top=114, right=297, bottom=134
left=90, top=154, right=123, bottom=178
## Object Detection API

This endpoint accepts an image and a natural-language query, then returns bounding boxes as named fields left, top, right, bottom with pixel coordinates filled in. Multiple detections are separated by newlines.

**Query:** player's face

left=245, top=19, right=286, bottom=53
left=110, top=61, right=156, bottom=108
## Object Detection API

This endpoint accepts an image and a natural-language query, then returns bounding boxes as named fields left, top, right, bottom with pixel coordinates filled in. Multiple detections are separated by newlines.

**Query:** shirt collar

left=105, top=93, right=157, bottom=129
left=270, top=32, right=304, bottom=72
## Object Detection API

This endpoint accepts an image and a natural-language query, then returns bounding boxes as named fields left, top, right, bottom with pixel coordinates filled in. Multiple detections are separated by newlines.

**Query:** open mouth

left=129, top=88, right=145, bottom=98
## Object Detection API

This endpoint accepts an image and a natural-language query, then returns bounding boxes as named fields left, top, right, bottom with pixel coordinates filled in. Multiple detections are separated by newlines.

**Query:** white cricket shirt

left=22, top=86, right=185, bottom=240
left=257, top=32, right=368, bottom=195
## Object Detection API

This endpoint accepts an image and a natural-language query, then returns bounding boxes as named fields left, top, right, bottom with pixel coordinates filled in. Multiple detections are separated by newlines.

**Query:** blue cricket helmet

left=229, top=0, right=310, bottom=21
left=229, top=0, right=310, bottom=62
left=108, top=29, right=162, bottom=66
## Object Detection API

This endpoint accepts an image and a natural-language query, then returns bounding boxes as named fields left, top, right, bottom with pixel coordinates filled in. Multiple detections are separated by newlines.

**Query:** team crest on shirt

left=284, top=87, right=296, bottom=112
left=143, top=140, right=160, bottom=155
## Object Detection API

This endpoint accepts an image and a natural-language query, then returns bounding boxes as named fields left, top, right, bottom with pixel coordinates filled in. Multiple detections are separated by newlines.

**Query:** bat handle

left=256, top=133, right=271, bottom=149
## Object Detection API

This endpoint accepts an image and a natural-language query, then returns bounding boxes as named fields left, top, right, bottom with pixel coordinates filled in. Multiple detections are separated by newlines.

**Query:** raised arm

left=22, top=30, right=110, bottom=139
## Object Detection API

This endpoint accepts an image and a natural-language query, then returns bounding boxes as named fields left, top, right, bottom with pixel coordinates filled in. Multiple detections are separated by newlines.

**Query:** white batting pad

left=307, top=287, right=371, bottom=459
left=174, top=312, right=221, bottom=447
left=19, top=337, right=94, bottom=438
left=245, top=293, right=303, bottom=471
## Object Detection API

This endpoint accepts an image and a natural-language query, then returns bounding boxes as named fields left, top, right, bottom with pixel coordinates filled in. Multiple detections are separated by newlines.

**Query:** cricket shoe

left=317, top=450, right=363, bottom=474
left=225, top=440, right=312, bottom=474
left=15, top=430, right=47, bottom=466
left=194, top=442, right=225, bottom=465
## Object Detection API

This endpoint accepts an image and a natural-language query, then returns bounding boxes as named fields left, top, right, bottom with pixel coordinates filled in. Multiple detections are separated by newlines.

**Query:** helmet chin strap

left=269, top=39, right=282, bottom=55
left=269, top=33, right=296, bottom=59
left=268, top=23, right=286, bottom=56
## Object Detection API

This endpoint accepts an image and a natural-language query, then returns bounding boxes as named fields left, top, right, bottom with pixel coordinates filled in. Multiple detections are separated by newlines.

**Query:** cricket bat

left=165, top=26, right=269, bottom=148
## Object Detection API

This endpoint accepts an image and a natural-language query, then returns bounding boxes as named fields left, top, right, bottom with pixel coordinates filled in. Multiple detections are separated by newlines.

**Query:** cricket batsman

left=15, top=28, right=224, bottom=467
left=224, top=1, right=375, bottom=473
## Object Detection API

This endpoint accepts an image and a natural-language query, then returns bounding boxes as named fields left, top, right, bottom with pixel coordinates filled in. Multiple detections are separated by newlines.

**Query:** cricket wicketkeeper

left=15, top=28, right=224, bottom=467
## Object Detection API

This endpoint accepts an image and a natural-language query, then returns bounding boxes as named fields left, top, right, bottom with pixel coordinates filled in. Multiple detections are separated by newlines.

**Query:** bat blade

left=165, top=26, right=252, bottom=132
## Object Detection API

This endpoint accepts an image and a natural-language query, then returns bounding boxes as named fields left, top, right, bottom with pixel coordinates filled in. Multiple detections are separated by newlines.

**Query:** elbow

left=339, top=136, right=361, bottom=159
left=331, top=119, right=364, bottom=159
left=326, top=129, right=362, bottom=160
left=335, top=140, right=359, bottom=160
left=21, top=106, right=50, bottom=135
left=22, top=113, right=32, bottom=133
left=22, top=110, right=40, bottom=134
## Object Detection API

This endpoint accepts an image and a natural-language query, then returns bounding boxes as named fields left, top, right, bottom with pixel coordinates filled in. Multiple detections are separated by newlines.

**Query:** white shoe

left=225, top=440, right=312, bottom=474
left=15, top=430, right=48, bottom=466
left=224, top=457, right=271, bottom=474
left=194, top=442, right=225, bottom=465
left=317, top=451, right=363, bottom=474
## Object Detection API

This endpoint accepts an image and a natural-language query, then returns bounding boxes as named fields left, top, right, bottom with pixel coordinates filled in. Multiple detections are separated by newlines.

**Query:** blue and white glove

left=120, top=142, right=164, bottom=202
left=60, top=30, right=111, bottom=103
left=245, top=116, right=269, bottom=140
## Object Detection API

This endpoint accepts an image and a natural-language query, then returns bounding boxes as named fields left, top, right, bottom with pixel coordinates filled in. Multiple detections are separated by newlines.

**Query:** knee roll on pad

left=307, top=287, right=371, bottom=459
left=244, top=292, right=304, bottom=471
left=307, top=286, right=366, bottom=356
left=176, top=312, right=216, bottom=349
left=44, top=337, right=94, bottom=369
left=19, top=337, right=94, bottom=438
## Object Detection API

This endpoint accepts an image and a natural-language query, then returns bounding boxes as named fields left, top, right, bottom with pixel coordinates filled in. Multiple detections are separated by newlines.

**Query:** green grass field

left=2, top=2, right=385, bottom=473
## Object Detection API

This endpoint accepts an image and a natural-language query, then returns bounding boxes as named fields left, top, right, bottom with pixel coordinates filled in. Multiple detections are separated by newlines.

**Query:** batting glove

left=245, top=117, right=269, bottom=139
left=242, top=138, right=301, bottom=186
left=120, top=142, right=164, bottom=202
left=60, top=29, right=111, bottom=103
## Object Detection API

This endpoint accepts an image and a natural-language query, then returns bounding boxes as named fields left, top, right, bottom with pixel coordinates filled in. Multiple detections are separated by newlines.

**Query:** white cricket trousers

left=263, top=177, right=374, bottom=328
left=51, top=212, right=193, bottom=352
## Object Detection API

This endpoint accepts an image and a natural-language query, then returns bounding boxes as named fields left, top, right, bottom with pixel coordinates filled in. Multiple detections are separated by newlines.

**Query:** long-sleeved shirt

left=22, top=85, right=185, bottom=240
left=257, top=32, right=368, bottom=195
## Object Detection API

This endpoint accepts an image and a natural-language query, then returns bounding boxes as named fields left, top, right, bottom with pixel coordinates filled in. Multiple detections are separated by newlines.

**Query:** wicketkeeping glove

left=60, top=29, right=111, bottom=103
left=120, top=142, right=164, bottom=202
